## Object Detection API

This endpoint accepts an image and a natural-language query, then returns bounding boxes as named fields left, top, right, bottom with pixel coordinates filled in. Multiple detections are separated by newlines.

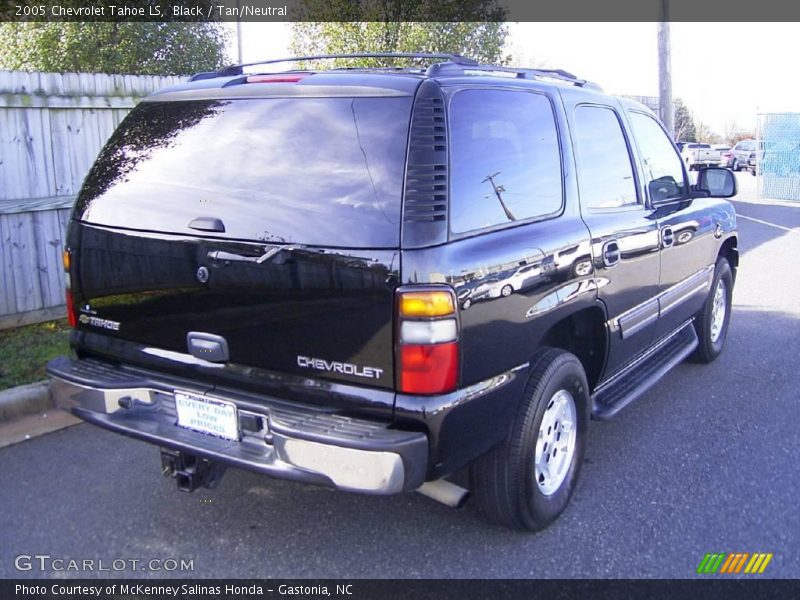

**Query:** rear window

left=76, top=98, right=413, bottom=248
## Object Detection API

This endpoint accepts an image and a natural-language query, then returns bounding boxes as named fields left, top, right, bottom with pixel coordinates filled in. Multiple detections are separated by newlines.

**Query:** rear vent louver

left=403, top=84, right=448, bottom=227
left=404, top=162, right=447, bottom=222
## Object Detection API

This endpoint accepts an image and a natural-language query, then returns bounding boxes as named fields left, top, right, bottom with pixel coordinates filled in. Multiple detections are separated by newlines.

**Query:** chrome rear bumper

left=48, top=357, right=427, bottom=495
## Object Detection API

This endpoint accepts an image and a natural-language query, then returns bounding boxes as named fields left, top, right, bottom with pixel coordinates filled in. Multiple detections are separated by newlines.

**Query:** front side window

left=449, top=89, right=563, bottom=234
left=629, top=111, right=688, bottom=203
left=573, top=105, right=638, bottom=210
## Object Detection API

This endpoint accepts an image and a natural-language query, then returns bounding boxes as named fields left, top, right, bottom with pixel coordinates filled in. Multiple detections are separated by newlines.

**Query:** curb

left=0, top=381, right=53, bottom=422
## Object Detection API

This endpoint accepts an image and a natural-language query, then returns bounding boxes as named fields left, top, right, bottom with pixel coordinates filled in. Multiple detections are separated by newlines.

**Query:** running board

left=591, top=322, right=698, bottom=420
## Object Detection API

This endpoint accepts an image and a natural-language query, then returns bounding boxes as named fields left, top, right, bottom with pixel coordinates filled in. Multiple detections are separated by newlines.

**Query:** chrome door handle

left=661, top=226, right=675, bottom=248
left=602, top=240, right=620, bottom=267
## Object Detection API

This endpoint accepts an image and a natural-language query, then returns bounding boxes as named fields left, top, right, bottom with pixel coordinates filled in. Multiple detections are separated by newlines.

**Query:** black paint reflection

left=80, top=101, right=225, bottom=205
left=75, top=97, right=413, bottom=248
left=76, top=226, right=398, bottom=389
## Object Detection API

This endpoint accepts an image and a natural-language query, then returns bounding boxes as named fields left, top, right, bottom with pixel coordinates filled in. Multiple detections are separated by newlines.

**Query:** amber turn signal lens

left=399, top=291, right=455, bottom=318
left=62, top=249, right=71, bottom=272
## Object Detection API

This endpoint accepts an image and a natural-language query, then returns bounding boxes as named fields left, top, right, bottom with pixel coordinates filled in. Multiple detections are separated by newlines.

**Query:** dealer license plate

left=174, top=392, right=238, bottom=441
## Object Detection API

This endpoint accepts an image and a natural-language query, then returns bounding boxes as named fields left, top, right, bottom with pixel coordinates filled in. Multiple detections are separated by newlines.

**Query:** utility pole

left=482, top=172, right=516, bottom=222
left=236, top=22, right=243, bottom=63
left=658, top=0, right=674, bottom=138
left=235, top=0, right=243, bottom=63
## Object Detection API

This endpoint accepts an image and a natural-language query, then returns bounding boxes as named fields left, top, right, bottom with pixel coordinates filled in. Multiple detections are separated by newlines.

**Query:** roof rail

left=189, top=53, right=601, bottom=91
left=425, top=62, right=603, bottom=91
left=190, top=53, right=480, bottom=81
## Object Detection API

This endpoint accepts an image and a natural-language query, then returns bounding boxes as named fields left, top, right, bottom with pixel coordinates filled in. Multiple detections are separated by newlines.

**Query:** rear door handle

left=602, top=240, right=620, bottom=267
left=187, top=332, right=229, bottom=362
left=661, top=226, right=675, bottom=248
left=189, top=217, right=225, bottom=233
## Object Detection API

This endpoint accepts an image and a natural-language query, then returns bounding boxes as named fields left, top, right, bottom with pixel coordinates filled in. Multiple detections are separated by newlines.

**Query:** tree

left=723, top=121, right=756, bottom=145
left=0, top=23, right=229, bottom=76
left=673, top=97, right=697, bottom=142
left=290, top=22, right=509, bottom=67
left=289, top=0, right=508, bottom=67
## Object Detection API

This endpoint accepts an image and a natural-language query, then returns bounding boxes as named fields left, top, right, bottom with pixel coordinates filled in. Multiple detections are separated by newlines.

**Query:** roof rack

left=424, top=61, right=603, bottom=91
left=190, top=53, right=479, bottom=81
left=189, top=53, right=601, bottom=91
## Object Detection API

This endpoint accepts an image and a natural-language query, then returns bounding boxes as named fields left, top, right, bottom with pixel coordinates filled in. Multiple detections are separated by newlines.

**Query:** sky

left=228, top=22, right=800, bottom=136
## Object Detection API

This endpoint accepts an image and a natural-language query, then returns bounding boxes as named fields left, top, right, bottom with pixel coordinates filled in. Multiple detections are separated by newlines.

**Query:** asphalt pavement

left=1, top=172, right=798, bottom=579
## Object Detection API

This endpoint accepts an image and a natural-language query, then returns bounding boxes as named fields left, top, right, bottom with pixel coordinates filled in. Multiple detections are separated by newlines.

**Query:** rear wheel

left=691, top=258, right=733, bottom=363
left=732, top=159, right=740, bottom=171
left=470, top=348, right=589, bottom=531
left=500, top=284, right=513, bottom=297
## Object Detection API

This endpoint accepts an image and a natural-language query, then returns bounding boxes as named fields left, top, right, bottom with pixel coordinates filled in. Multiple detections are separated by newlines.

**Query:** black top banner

left=1, top=0, right=799, bottom=22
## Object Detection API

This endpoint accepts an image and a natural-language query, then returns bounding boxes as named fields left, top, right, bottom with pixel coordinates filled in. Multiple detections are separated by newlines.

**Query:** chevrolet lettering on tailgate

left=296, top=356, right=384, bottom=379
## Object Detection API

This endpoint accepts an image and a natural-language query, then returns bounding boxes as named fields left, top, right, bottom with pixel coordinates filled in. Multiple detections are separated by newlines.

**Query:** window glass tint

left=76, top=98, right=412, bottom=248
left=573, top=106, right=638, bottom=209
left=629, top=112, right=688, bottom=202
left=449, top=90, right=562, bottom=234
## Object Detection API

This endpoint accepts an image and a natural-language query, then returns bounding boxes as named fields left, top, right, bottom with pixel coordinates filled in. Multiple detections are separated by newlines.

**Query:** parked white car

left=681, top=143, right=722, bottom=170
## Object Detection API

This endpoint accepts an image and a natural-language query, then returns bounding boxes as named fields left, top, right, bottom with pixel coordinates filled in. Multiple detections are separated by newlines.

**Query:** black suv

left=48, top=53, right=738, bottom=531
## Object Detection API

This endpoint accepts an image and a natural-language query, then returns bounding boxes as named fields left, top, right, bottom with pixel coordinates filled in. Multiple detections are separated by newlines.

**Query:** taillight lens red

left=65, top=288, right=77, bottom=328
left=396, top=286, right=459, bottom=395
left=63, top=248, right=77, bottom=328
left=399, top=343, right=458, bottom=395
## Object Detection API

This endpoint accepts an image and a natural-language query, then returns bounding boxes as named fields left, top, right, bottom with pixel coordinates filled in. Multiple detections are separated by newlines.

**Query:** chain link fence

left=756, top=113, right=800, bottom=201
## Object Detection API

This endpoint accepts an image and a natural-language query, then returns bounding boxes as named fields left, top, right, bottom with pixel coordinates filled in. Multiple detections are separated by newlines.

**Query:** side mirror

left=694, top=167, right=737, bottom=198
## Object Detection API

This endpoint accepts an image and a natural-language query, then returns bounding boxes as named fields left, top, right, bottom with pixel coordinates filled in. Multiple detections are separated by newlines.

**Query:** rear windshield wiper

left=207, top=244, right=306, bottom=265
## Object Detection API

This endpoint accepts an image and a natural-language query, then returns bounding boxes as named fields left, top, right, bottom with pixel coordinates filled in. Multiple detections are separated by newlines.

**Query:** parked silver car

left=730, top=139, right=758, bottom=171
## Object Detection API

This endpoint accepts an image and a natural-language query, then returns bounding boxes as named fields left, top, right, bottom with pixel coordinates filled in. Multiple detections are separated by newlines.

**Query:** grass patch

left=0, top=320, right=71, bottom=390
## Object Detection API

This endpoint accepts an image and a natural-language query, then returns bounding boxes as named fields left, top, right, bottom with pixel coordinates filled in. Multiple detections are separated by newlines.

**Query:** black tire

left=732, top=159, right=740, bottom=171
left=500, top=284, right=513, bottom=297
left=462, top=298, right=472, bottom=310
left=691, top=258, right=733, bottom=363
left=469, top=348, right=590, bottom=531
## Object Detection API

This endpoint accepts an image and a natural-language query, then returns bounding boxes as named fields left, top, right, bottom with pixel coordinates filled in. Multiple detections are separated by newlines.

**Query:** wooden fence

left=0, top=70, right=185, bottom=329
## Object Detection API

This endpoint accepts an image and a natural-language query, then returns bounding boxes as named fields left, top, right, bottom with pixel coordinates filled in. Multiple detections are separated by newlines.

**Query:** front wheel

left=691, top=258, right=733, bottom=363
left=470, top=349, right=589, bottom=531
left=500, top=284, right=513, bottom=297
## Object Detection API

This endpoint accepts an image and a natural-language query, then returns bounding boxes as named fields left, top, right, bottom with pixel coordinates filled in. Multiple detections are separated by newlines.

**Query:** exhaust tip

left=416, top=479, right=470, bottom=508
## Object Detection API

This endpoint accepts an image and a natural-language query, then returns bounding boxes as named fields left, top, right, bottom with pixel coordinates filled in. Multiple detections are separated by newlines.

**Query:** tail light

left=63, top=249, right=77, bottom=328
left=396, top=287, right=459, bottom=395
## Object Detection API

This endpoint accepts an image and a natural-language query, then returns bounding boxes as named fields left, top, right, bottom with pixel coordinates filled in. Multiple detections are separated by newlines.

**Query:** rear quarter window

left=448, top=89, right=563, bottom=235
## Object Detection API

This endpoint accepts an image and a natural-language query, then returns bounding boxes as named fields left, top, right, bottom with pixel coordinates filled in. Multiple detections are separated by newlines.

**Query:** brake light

left=397, top=287, right=459, bottom=395
left=63, top=249, right=77, bottom=328
left=246, top=74, right=309, bottom=84
left=66, top=289, right=77, bottom=328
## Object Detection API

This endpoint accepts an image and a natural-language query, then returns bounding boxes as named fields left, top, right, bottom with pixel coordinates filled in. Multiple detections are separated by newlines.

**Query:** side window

left=628, top=111, right=688, bottom=203
left=573, top=106, right=638, bottom=209
left=449, top=89, right=562, bottom=234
